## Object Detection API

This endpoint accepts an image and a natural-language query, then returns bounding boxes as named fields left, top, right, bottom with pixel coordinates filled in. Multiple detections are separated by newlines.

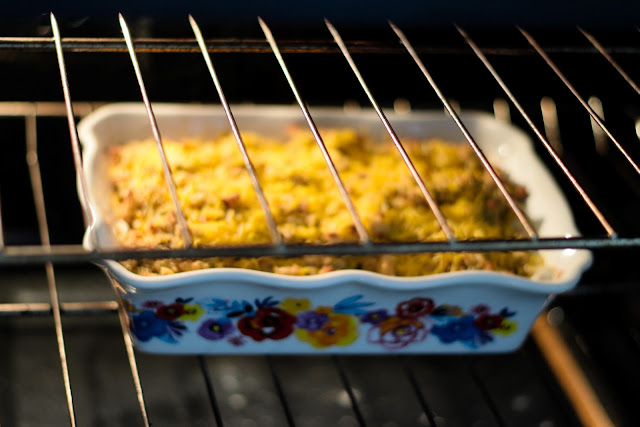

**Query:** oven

left=0, top=4, right=639, bottom=426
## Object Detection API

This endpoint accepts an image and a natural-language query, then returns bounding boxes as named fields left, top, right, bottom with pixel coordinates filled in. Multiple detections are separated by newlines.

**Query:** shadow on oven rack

left=1, top=13, right=639, bottom=426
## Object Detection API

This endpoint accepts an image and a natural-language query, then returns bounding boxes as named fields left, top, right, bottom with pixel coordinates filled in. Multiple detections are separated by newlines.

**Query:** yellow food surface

left=108, top=128, right=541, bottom=276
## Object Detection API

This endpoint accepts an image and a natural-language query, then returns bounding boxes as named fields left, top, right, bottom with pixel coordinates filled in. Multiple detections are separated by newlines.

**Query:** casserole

left=78, top=103, right=592, bottom=354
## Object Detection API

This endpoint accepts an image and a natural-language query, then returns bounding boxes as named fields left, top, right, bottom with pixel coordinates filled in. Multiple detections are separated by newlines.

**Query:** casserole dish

left=78, top=103, right=592, bottom=354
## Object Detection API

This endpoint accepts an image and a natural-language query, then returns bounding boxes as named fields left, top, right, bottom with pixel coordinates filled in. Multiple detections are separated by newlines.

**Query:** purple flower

left=361, top=309, right=390, bottom=325
left=131, top=310, right=169, bottom=342
left=296, top=311, right=329, bottom=331
left=198, top=317, right=235, bottom=341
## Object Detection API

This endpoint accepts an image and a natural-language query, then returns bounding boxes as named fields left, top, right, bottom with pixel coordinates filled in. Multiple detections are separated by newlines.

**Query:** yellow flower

left=379, top=317, right=424, bottom=336
left=121, top=299, right=140, bottom=313
left=439, top=304, right=463, bottom=317
left=492, top=319, right=517, bottom=336
left=296, top=313, right=358, bottom=349
left=279, top=298, right=312, bottom=314
left=315, top=306, right=333, bottom=315
left=179, top=304, right=205, bottom=321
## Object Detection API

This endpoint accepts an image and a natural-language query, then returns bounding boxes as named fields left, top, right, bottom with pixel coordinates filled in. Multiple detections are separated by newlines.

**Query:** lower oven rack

left=1, top=18, right=640, bottom=426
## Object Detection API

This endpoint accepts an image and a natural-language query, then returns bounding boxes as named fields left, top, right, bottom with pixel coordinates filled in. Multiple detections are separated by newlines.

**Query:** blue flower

left=131, top=310, right=169, bottom=342
left=333, top=295, right=374, bottom=315
left=431, top=316, right=479, bottom=345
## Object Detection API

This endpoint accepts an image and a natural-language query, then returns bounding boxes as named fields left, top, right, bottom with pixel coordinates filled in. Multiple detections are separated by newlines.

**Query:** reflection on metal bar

left=266, top=357, right=296, bottom=427
left=391, top=22, right=537, bottom=239
left=51, top=13, right=92, bottom=229
left=393, top=98, right=411, bottom=114
left=259, top=17, right=371, bottom=244
left=457, top=25, right=616, bottom=238
left=189, top=16, right=282, bottom=246
left=580, top=27, right=640, bottom=96
left=401, top=358, right=437, bottom=427
left=116, top=298, right=150, bottom=427
left=198, top=357, right=224, bottom=426
left=532, top=313, right=615, bottom=427
left=0, top=300, right=118, bottom=316
left=447, top=99, right=460, bottom=116
left=541, top=97, right=564, bottom=156
left=326, top=19, right=456, bottom=242
left=493, top=98, right=511, bottom=123
left=0, top=101, right=101, bottom=116
left=588, top=97, right=608, bottom=155
left=119, top=13, right=193, bottom=248
left=519, top=27, right=640, bottom=178
left=5, top=234, right=640, bottom=264
left=25, top=112, right=77, bottom=427
left=332, top=356, right=366, bottom=426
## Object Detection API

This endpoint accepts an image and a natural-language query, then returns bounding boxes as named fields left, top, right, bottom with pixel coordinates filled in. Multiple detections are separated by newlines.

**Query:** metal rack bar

left=469, top=360, right=507, bottom=427
left=4, top=235, right=640, bottom=265
left=390, top=22, right=537, bottom=239
left=519, top=27, right=640, bottom=178
left=333, top=356, right=367, bottom=426
left=199, top=356, right=224, bottom=427
left=25, top=111, right=77, bottom=426
left=0, top=36, right=637, bottom=55
left=531, top=315, right=615, bottom=427
left=259, top=17, right=371, bottom=244
left=190, top=16, right=282, bottom=246
left=0, top=191, right=4, bottom=251
left=266, top=356, right=296, bottom=427
left=456, top=25, right=616, bottom=238
left=0, top=301, right=118, bottom=317
left=51, top=13, right=92, bottom=230
left=119, top=13, right=193, bottom=248
left=326, top=19, right=456, bottom=242
left=579, top=28, right=640, bottom=96
left=116, top=302, right=151, bottom=427
left=0, top=101, right=101, bottom=116
left=401, top=358, right=437, bottom=427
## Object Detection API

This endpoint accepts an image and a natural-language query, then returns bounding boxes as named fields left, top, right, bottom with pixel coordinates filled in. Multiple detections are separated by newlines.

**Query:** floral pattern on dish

left=124, top=295, right=518, bottom=350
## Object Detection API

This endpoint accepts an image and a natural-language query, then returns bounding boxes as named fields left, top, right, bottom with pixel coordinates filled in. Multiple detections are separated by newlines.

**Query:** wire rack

left=1, top=14, right=640, bottom=426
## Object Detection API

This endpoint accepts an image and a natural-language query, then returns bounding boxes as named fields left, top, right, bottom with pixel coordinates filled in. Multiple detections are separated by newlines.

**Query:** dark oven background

left=1, top=3, right=640, bottom=426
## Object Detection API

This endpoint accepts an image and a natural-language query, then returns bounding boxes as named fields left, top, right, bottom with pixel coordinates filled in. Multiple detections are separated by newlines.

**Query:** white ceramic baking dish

left=78, top=103, right=592, bottom=354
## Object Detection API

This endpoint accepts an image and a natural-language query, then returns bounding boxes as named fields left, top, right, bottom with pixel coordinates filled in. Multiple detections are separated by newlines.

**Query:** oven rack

left=1, top=17, right=638, bottom=426
left=2, top=17, right=640, bottom=265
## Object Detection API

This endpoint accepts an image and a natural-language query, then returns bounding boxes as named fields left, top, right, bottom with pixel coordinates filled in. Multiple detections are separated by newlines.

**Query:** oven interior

left=1, top=10, right=640, bottom=426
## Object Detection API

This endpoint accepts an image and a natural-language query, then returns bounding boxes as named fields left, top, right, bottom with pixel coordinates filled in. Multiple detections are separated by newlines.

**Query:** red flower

left=238, top=307, right=296, bottom=341
left=474, top=314, right=503, bottom=331
left=155, top=303, right=185, bottom=320
left=396, top=297, right=435, bottom=319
